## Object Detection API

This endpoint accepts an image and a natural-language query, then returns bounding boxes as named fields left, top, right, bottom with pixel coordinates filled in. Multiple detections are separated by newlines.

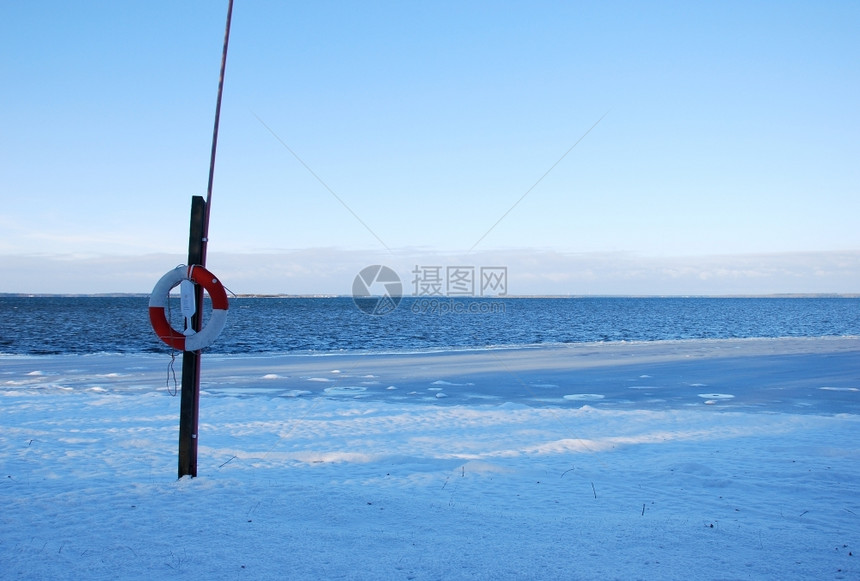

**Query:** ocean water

left=0, top=296, right=858, bottom=356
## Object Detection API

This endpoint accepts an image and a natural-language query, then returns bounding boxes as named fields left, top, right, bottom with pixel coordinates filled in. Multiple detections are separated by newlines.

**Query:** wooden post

left=178, top=195, right=206, bottom=478
left=177, top=0, right=233, bottom=479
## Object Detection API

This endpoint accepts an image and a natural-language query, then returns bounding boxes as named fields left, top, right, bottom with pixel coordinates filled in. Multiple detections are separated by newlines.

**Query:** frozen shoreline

left=4, top=336, right=859, bottom=413
left=2, top=337, right=859, bottom=579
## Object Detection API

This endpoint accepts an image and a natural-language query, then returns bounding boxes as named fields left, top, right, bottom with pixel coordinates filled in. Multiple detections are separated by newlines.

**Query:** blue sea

left=1, top=296, right=858, bottom=356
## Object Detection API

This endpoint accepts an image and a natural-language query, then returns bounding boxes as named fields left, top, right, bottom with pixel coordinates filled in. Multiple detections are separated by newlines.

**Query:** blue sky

left=1, top=1, right=858, bottom=294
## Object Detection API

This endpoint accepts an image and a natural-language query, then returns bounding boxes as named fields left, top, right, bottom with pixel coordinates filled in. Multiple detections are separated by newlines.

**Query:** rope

left=163, top=269, right=185, bottom=396
left=166, top=351, right=179, bottom=396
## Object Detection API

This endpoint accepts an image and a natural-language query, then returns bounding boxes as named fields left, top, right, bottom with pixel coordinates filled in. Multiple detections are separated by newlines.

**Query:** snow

left=2, top=337, right=859, bottom=580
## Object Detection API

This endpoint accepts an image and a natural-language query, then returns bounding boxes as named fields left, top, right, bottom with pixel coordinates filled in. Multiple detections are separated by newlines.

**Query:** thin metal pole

left=201, top=0, right=234, bottom=265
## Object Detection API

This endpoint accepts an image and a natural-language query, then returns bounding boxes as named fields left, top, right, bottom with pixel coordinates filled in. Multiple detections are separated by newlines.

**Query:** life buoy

left=149, top=265, right=229, bottom=351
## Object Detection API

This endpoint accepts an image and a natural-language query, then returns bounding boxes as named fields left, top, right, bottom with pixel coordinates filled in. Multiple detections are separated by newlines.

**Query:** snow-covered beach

left=2, top=337, right=859, bottom=579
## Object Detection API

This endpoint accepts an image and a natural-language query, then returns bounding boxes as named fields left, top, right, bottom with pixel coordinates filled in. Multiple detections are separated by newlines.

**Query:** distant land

left=2, top=293, right=858, bottom=299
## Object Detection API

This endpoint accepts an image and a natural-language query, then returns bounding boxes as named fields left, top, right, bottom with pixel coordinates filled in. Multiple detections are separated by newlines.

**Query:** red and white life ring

left=149, top=265, right=229, bottom=351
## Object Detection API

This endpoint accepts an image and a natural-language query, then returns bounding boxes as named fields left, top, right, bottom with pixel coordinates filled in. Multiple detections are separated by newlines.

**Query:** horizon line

left=2, top=293, right=858, bottom=299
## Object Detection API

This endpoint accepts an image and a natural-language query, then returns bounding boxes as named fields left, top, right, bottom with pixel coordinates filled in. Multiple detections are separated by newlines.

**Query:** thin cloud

left=2, top=249, right=858, bottom=295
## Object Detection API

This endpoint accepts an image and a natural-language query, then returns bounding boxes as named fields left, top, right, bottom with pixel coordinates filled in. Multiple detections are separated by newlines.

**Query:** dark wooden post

left=176, top=0, right=233, bottom=479
left=178, top=195, right=206, bottom=478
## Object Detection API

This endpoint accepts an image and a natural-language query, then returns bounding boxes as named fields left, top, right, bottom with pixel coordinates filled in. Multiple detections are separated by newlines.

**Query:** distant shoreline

left=2, top=293, right=858, bottom=299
